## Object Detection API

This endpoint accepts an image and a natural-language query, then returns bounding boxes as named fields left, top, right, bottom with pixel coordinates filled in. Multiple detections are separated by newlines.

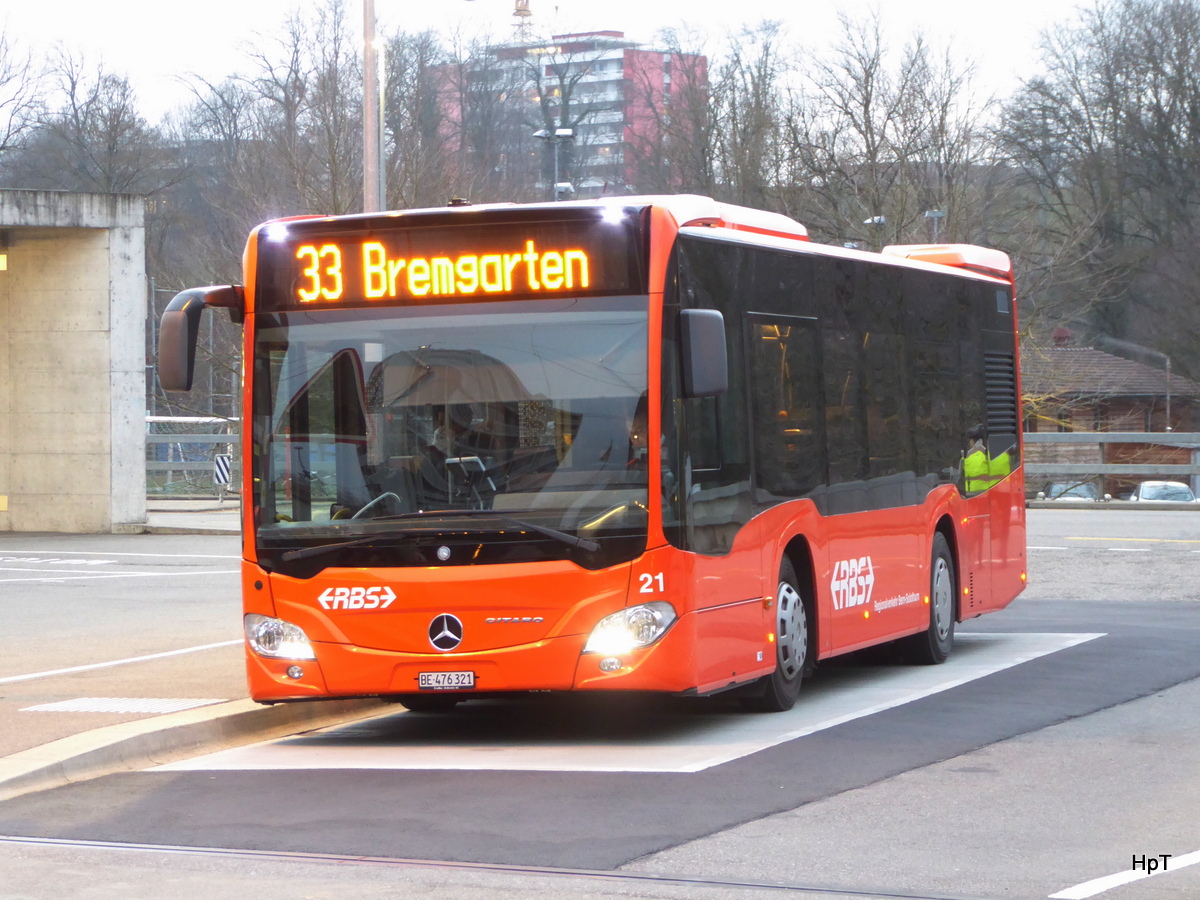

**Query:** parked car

left=1037, top=482, right=1108, bottom=501
left=1129, top=480, right=1198, bottom=503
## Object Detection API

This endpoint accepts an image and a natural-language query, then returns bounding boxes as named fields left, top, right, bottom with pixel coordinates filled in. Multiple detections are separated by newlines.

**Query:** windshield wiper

left=276, top=510, right=599, bottom=563
left=278, top=531, right=416, bottom=562
left=369, top=509, right=601, bottom=553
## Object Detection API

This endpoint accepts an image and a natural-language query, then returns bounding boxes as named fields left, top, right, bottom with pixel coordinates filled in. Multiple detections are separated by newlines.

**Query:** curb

left=0, top=697, right=391, bottom=803
left=142, top=524, right=240, bottom=535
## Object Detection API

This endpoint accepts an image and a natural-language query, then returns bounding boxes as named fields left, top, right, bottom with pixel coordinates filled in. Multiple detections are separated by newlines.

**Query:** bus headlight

left=244, top=614, right=316, bottom=660
left=583, top=602, right=677, bottom=655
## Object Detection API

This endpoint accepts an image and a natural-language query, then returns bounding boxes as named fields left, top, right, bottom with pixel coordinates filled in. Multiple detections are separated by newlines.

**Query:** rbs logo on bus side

left=831, top=557, right=875, bottom=611
left=318, top=586, right=397, bottom=610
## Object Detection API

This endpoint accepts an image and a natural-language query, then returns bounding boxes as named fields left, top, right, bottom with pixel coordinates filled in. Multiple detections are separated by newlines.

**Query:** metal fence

left=143, top=422, right=1199, bottom=500
left=146, top=417, right=239, bottom=496
left=1024, top=431, right=1200, bottom=501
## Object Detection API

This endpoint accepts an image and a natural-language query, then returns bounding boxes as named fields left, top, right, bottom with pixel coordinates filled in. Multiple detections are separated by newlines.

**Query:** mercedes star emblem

left=428, top=613, right=464, bottom=651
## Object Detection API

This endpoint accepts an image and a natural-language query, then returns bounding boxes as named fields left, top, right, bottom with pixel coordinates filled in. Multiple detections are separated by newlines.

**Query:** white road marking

left=1049, top=849, right=1200, bottom=899
left=22, top=697, right=226, bottom=714
left=0, top=640, right=242, bottom=685
left=1105, top=548, right=1151, bottom=553
left=0, top=567, right=239, bottom=583
left=156, top=632, right=1103, bottom=775
left=0, top=549, right=240, bottom=560
left=0, top=557, right=114, bottom=565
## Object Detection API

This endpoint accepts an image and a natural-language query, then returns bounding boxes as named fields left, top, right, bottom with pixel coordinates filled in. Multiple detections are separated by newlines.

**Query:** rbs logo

left=318, top=586, right=397, bottom=610
left=830, top=557, right=875, bottom=610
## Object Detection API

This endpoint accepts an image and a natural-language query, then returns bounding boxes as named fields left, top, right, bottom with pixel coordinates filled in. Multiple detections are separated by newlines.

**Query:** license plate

left=418, top=670, right=475, bottom=691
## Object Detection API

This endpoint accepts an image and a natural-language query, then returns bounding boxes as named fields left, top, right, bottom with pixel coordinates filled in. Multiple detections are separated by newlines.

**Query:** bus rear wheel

left=740, top=557, right=807, bottom=712
left=902, top=532, right=956, bottom=665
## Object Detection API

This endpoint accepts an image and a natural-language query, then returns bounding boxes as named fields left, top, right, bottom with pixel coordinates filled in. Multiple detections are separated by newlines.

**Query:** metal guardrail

left=146, top=433, right=236, bottom=474
left=1024, top=432, right=1200, bottom=444
left=146, top=421, right=238, bottom=492
left=1024, top=432, right=1200, bottom=478
left=145, top=430, right=1199, bottom=492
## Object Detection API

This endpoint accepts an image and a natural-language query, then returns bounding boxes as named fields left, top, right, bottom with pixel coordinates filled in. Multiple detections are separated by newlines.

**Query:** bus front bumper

left=245, top=612, right=713, bottom=702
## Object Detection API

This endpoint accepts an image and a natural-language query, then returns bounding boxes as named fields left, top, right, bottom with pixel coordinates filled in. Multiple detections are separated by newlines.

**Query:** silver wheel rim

left=776, top=580, right=806, bottom=680
left=932, top=556, right=953, bottom=641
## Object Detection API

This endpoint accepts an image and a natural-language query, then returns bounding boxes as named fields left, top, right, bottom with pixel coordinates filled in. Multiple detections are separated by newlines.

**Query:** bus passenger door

left=745, top=315, right=839, bottom=651
left=813, top=319, right=924, bottom=651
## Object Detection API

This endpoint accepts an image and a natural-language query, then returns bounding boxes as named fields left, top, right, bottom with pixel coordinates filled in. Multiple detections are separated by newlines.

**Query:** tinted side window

left=906, top=269, right=965, bottom=485
left=861, top=266, right=913, bottom=478
left=748, top=314, right=824, bottom=498
left=817, top=258, right=870, bottom=486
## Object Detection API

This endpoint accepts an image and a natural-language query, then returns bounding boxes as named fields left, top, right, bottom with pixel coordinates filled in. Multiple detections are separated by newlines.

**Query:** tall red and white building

left=439, top=29, right=707, bottom=197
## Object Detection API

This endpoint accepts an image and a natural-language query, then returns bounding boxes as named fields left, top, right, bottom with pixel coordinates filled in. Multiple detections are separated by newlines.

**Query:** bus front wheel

left=903, top=532, right=956, bottom=665
left=740, top=557, right=807, bottom=712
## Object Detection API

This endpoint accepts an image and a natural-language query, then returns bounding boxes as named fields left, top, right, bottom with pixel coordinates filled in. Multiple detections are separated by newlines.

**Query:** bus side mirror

left=157, top=285, right=244, bottom=392
left=680, top=309, right=728, bottom=398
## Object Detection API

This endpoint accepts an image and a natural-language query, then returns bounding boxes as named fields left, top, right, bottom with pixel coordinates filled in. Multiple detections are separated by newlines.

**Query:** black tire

left=903, top=532, right=956, bottom=665
left=740, top=557, right=808, bottom=712
left=394, top=693, right=462, bottom=712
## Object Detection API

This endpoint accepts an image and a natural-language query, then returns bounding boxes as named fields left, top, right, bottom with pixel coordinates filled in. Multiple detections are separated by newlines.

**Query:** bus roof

left=882, top=243, right=1013, bottom=281
left=253, top=200, right=1016, bottom=281
left=253, top=195, right=810, bottom=245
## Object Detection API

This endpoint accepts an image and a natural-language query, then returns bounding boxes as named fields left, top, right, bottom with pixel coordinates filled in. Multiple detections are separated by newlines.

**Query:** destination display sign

left=254, top=211, right=645, bottom=312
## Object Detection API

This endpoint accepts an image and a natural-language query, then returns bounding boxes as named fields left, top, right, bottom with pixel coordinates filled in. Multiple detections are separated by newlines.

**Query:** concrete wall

left=0, top=191, right=146, bottom=532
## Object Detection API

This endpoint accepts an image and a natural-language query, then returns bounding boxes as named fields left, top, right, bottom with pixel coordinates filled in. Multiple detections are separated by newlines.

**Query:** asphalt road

left=0, top=533, right=244, bottom=757
left=0, top=509, right=1198, bottom=899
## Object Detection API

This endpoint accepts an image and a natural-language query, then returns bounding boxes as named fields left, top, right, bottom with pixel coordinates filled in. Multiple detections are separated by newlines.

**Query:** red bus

left=158, top=195, right=1026, bottom=712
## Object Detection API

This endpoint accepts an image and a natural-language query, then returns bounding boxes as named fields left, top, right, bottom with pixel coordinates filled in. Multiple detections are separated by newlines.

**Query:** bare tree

left=447, top=33, right=541, bottom=202
left=623, top=27, right=718, bottom=195
left=0, top=27, right=47, bottom=163
left=304, top=0, right=363, bottom=215
left=512, top=34, right=623, bottom=195
left=996, top=0, right=1200, bottom=370
left=384, top=29, right=461, bottom=208
left=778, top=12, right=996, bottom=249
left=3, top=49, right=176, bottom=195
left=238, top=0, right=362, bottom=217
left=712, top=22, right=787, bottom=209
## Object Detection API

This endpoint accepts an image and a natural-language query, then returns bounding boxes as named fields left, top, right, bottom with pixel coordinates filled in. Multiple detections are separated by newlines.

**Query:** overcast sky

left=3, top=0, right=1087, bottom=122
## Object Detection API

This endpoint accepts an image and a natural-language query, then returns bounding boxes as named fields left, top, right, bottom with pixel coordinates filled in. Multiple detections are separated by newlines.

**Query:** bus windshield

left=252, top=296, right=650, bottom=574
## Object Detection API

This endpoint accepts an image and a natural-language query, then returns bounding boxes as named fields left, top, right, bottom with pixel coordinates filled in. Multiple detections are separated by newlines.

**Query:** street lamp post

left=363, top=0, right=383, bottom=212
left=534, top=127, right=575, bottom=200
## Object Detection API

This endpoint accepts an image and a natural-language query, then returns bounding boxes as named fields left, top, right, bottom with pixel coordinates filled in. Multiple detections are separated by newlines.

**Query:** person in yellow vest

left=989, top=441, right=1013, bottom=485
left=963, top=424, right=1011, bottom=493
left=963, top=425, right=989, bottom=493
